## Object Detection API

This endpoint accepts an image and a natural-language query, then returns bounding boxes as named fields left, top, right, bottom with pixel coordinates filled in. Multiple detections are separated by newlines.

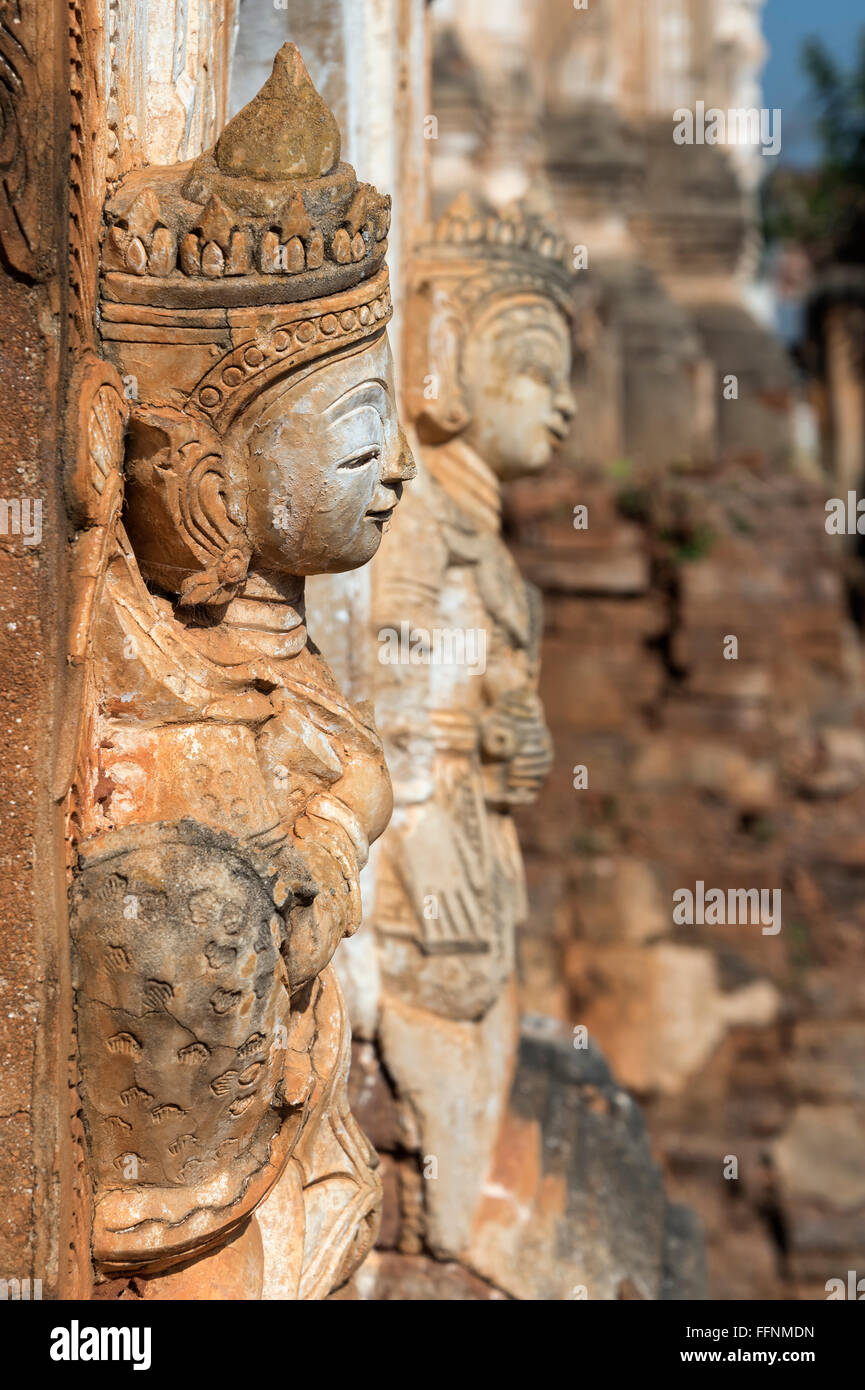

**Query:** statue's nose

left=382, top=429, right=417, bottom=484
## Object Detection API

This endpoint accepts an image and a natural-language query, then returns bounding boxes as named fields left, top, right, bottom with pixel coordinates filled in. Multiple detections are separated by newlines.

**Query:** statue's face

left=242, top=332, right=414, bottom=576
left=461, top=299, right=575, bottom=479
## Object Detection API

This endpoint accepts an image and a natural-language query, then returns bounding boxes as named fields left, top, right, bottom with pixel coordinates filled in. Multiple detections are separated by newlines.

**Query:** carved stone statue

left=65, top=44, right=414, bottom=1301
left=357, top=193, right=579, bottom=1281
left=378, top=193, right=575, bottom=1003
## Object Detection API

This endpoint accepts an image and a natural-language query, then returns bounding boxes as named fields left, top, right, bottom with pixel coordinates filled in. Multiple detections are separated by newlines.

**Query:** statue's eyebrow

left=502, top=322, right=566, bottom=347
left=324, top=378, right=389, bottom=419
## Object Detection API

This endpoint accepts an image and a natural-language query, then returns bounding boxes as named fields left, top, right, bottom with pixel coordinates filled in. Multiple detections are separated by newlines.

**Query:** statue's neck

left=220, top=569, right=308, bottom=659
left=426, top=438, right=502, bottom=534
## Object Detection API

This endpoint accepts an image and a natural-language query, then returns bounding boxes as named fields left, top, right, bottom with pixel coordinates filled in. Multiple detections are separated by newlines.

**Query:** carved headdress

left=404, top=191, right=577, bottom=437
left=98, top=44, right=394, bottom=605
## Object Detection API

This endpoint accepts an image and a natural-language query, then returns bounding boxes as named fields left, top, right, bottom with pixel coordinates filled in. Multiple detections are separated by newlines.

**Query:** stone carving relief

left=0, top=0, right=58, bottom=278
left=376, top=195, right=575, bottom=1016
left=360, top=193, right=578, bottom=1270
left=64, top=43, right=414, bottom=1299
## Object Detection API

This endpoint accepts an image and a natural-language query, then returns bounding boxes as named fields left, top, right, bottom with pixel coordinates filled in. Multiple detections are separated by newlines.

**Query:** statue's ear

left=124, top=403, right=250, bottom=606
left=404, top=282, right=471, bottom=441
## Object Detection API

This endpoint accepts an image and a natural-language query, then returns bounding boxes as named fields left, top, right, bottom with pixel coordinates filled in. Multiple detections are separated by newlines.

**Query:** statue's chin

left=299, top=535, right=383, bottom=576
left=493, top=445, right=551, bottom=481
left=529, top=437, right=556, bottom=470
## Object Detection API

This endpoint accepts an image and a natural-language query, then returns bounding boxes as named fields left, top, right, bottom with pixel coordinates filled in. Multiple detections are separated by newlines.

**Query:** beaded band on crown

left=403, top=194, right=577, bottom=439
left=101, top=268, right=393, bottom=430
left=95, top=44, right=398, bottom=609
left=190, top=272, right=392, bottom=430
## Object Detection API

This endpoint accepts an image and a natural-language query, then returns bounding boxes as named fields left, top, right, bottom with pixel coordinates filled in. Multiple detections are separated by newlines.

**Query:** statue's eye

left=337, top=446, right=380, bottom=470
left=523, top=364, right=555, bottom=388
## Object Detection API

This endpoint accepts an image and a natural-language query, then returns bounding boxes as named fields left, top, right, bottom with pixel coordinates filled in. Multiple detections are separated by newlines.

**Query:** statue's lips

left=366, top=505, right=396, bottom=525
left=546, top=416, right=570, bottom=442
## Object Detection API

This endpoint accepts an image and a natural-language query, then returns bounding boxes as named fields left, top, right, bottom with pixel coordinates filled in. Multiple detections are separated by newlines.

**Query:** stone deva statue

left=357, top=192, right=578, bottom=1286
left=65, top=44, right=414, bottom=1301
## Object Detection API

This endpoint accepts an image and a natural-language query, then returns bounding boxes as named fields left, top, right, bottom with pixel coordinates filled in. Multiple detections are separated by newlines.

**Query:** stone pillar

left=104, top=0, right=238, bottom=178
left=431, top=0, right=541, bottom=206
left=232, top=0, right=429, bottom=384
left=0, top=0, right=70, bottom=1304
left=0, top=0, right=238, bottom=1299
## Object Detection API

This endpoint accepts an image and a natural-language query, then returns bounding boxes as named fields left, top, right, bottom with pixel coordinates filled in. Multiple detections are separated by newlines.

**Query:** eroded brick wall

left=507, top=454, right=865, bottom=1300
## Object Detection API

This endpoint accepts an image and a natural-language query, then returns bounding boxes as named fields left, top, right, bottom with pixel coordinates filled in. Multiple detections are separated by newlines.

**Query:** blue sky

left=762, top=0, right=863, bottom=165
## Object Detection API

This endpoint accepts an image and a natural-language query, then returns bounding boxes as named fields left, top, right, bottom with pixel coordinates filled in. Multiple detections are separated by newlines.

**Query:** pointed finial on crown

left=216, top=44, right=340, bottom=182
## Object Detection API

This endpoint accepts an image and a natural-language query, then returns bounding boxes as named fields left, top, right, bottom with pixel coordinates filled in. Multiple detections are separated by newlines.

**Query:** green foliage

left=802, top=32, right=865, bottom=177
left=788, top=917, right=814, bottom=976
left=727, top=509, right=755, bottom=536
left=607, top=457, right=634, bottom=481
left=763, top=30, right=865, bottom=263
left=616, top=485, right=650, bottom=522
left=661, top=523, right=716, bottom=564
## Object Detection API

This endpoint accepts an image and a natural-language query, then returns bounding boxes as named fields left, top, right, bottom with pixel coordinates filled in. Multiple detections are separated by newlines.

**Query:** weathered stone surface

left=325, top=171, right=709, bottom=1298
left=465, top=1023, right=708, bottom=1300
left=508, top=459, right=865, bottom=1296
left=378, top=988, right=519, bottom=1258
left=96, top=1218, right=265, bottom=1301
left=774, top=1105, right=865, bottom=1209
left=217, top=43, right=340, bottom=180
left=68, top=42, right=414, bottom=1300
left=788, top=1022, right=865, bottom=1103
left=566, top=942, right=779, bottom=1097
left=419, top=0, right=865, bottom=1305
left=335, top=191, right=598, bottom=1296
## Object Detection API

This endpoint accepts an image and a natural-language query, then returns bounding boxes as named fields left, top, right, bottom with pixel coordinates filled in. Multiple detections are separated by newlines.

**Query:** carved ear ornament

left=177, top=545, right=250, bottom=609
left=124, top=404, right=251, bottom=608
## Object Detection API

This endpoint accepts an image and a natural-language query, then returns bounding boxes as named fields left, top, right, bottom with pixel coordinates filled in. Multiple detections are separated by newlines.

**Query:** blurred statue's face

left=241, top=332, right=415, bottom=576
left=461, top=299, right=575, bottom=479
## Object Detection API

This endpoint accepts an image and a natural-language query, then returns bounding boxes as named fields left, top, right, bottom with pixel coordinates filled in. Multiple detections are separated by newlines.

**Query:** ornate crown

left=96, top=45, right=395, bottom=609
left=99, top=44, right=394, bottom=420
left=412, top=191, right=576, bottom=318
left=101, top=44, right=391, bottom=305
